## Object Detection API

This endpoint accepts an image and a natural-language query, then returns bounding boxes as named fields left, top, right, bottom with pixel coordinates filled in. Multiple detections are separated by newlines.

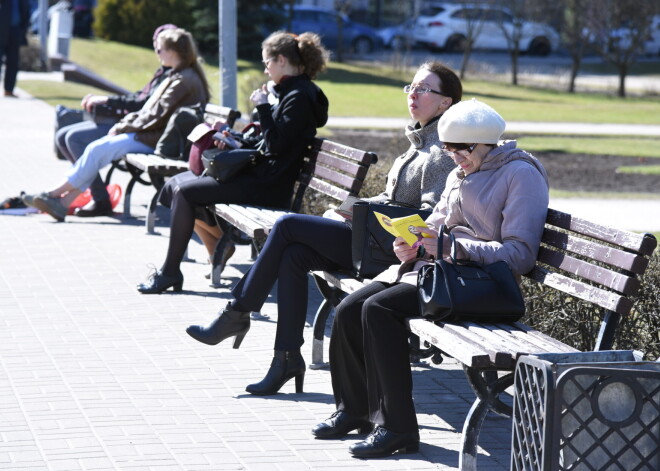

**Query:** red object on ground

left=67, top=184, right=122, bottom=215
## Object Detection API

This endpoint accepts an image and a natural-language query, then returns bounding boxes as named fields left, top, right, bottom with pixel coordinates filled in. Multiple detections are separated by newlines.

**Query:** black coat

left=250, top=74, right=329, bottom=189
left=0, top=0, right=30, bottom=46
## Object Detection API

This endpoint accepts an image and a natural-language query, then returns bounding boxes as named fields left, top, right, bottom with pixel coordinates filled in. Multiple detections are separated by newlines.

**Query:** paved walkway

left=0, top=94, right=515, bottom=469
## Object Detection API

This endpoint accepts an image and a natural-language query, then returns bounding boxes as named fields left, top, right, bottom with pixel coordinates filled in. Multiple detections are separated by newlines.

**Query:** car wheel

left=445, top=35, right=466, bottom=53
left=352, top=37, right=373, bottom=55
left=529, top=37, right=551, bottom=56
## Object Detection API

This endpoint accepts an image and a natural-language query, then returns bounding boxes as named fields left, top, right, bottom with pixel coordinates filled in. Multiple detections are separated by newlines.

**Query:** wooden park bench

left=105, top=104, right=241, bottom=233
left=310, top=207, right=657, bottom=470
left=209, top=138, right=378, bottom=285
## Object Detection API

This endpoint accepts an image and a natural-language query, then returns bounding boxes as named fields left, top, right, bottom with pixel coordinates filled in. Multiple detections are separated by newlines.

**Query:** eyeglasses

left=403, top=84, right=446, bottom=96
left=442, top=143, right=478, bottom=156
left=262, top=57, right=276, bottom=67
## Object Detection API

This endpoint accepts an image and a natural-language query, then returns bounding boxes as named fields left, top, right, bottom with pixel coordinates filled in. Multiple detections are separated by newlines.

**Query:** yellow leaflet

left=373, top=212, right=433, bottom=247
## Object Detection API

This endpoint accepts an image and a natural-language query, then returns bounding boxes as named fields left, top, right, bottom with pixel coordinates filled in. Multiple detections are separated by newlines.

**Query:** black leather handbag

left=351, top=200, right=431, bottom=279
left=201, top=148, right=260, bottom=183
left=417, top=226, right=526, bottom=323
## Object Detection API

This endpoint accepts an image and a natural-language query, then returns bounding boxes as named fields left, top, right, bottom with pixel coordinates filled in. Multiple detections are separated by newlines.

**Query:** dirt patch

left=327, top=128, right=660, bottom=194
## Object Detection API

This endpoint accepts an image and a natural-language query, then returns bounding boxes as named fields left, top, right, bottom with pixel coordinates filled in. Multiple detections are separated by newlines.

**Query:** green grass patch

left=517, top=136, right=660, bottom=158
left=617, top=165, right=660, bottom=175
left=18, top=80, right=101, bottom=109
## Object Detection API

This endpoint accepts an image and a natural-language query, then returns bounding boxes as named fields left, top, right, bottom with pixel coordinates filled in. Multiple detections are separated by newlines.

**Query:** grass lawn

left=16, top=38, right=660, bottom=162
left=516, top=136, right=660, bottom=160
left=19, top=38, right=660, bottom=121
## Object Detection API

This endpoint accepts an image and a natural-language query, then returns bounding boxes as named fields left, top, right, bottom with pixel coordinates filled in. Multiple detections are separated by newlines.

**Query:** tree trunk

left=510, top=49, right=519, bottom=86
left=618, top=67, right=627, bottom=97
left=460, top=44, right=473, bottom=80
left=568, top=56, right=581, bottom=93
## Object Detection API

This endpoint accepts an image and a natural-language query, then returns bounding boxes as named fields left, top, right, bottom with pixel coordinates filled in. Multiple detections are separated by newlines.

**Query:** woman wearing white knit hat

left=314, top=98, right=549, bottom=459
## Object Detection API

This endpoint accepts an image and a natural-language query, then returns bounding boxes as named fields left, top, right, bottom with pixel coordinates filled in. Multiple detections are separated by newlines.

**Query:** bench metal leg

left=123, top=175, right=138, bottom=218
left=459, top=366, right=514, bottom=471
left=310, top=299, right=333, bottom=370
left=145, top=173, right=165, bottom=234
left=309, top=274, right=347, bottom=369
left=145, top=190, right=160, bottom=234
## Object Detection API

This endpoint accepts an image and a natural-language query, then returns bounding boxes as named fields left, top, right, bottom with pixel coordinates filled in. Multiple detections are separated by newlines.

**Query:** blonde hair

left=262, top=31, right=329, bottom=79
left=159, top=28, right=211, bottom=102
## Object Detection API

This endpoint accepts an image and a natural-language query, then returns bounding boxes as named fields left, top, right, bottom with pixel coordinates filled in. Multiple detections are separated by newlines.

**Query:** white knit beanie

left=437, top=98, right=506, bottom=144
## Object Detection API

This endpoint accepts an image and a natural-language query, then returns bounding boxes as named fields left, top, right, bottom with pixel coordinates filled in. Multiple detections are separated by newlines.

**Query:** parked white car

left=413, top=3, right=560, bottom=56
left=644, top=16, right=660, bottom=55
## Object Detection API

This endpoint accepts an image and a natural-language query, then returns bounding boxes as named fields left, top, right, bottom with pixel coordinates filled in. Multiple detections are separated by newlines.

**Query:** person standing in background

left=0, top=0, right=30, bottom=97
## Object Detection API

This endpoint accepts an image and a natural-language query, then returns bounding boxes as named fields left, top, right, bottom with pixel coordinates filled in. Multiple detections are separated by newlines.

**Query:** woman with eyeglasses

left=312, top=99, right=549, bottom=459
left=136, top=30, right=330, bottom=294
left=185, top=61, right=462, bottom=396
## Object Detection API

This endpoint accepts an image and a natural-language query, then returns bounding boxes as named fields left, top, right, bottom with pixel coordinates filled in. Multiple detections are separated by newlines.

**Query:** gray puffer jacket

left=366, top=117, right=455, bottom=210
left=376, top=140, right=549, bottom=284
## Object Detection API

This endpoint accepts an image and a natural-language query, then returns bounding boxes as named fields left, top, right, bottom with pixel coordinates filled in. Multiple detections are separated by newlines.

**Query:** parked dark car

left=275, top=6, right=382, bottom=54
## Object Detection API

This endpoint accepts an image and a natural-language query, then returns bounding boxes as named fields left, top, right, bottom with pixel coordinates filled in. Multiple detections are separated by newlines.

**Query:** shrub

left=93, top=0, right=193, bottom=49
left=19, top=36, right=44, bottom=72
left=521, top=251, right=660, bottom=360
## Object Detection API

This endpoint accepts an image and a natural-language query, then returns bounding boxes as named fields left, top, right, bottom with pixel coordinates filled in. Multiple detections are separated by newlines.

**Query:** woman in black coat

left=138, top=31, right=330, bottom=294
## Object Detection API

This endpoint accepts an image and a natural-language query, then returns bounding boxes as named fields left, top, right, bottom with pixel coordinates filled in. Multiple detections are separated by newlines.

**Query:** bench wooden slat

left=204, top=103, right=241, bottom=127
left=313, top=150, right=371, bottom=178
left=312, top=270, right=368, bottom=295
left=238, top=206, right=289, bottom=233
left=492, top=322, right=580, bottom=355
left=546, top=208, right=656, bottom=256
left=306, top=178, right=352, bottom=202
left=309, top=164, right=365, bottom=194
left=213, top=203, right=270, bottom=240
left=407, top=318, right=492, bottom=368
left=434, top=322, right=519, bottom=368
left=314, top=138, right=377, bottom=165
left=462, top=323, right=550, bottom=367
left=542, top=227, right=650, bottom=275
left=125, top=154, right=189, bottom=175
left=525, top=266, right=632, bottom=315
left=537, top=246, right=641, bottom=295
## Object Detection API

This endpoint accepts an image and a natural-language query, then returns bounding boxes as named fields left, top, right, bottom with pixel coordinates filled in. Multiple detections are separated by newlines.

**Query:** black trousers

left=0, top=26, right=21, bottom=93
left=330, top=281, right=420, bottom=433
left=232, top=213, right=353, bottom=351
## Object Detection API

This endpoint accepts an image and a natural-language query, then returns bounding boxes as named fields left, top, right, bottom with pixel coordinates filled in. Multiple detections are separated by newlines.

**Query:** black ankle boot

left=186, top=302, right=250, bottom=348
left=245, top=350, right=305, bottom=395
left=137, top=269, right=183, bottom=294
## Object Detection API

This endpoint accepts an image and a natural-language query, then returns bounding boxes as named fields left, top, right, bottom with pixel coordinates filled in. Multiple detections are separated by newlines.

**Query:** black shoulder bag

left=351, top=200, right=431, bottom=279
left=417, top=226, right=526, bottom=323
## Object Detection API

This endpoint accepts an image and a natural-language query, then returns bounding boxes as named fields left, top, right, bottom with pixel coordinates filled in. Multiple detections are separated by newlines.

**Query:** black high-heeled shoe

left=186, top=302, right=250, bottom=349
left=137, top=269, right=183, bottom=294
left=245, top=350, right=305, bottom=395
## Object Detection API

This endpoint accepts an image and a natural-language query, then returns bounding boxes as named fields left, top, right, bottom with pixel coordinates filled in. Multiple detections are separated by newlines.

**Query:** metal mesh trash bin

left=511, top=351, right=660, bottom=471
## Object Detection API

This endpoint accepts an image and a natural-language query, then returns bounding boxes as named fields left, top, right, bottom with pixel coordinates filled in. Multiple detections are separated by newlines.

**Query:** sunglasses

left=442, top=143, right=478, bottom=155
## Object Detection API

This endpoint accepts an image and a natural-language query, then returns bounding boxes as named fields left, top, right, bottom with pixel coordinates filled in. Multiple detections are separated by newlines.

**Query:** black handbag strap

left=436, top=224, right=460, bottom=263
